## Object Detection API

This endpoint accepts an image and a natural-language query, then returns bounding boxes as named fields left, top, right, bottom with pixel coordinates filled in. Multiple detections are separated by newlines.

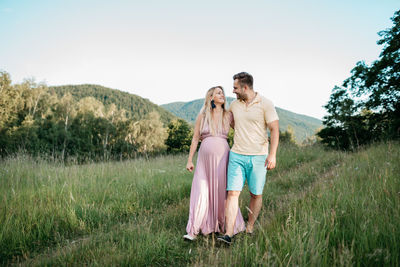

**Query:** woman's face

left=212, top=88, right=225, bottom=105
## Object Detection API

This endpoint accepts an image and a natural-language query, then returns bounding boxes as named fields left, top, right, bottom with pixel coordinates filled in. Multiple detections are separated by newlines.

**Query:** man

left=217, top=72, right=279, bottom=245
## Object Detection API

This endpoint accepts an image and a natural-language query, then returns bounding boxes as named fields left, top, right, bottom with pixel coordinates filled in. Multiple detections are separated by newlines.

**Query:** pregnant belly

left=199, top=137, right=230, bottom=157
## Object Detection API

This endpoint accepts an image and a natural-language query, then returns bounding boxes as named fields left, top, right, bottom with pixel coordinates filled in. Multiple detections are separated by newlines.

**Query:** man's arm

left=265, top=120, right=279, bottom=170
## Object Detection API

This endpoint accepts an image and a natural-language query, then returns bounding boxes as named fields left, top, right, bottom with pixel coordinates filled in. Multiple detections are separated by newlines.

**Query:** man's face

left=233, top=79, right=245, bottom=100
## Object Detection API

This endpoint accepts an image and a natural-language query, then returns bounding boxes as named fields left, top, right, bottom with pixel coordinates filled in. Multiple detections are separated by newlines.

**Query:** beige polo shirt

left=229, top=93, right=279, bottom=155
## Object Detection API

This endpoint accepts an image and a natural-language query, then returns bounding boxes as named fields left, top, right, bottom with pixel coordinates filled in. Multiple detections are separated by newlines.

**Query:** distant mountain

left=49, top=84, right=176, bottom=125
left=48, top=84, right=322, bottom=141
left=162, top=97, right=322, bottom=142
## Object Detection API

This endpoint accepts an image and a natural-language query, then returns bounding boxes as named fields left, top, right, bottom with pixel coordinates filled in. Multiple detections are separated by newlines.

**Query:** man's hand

left=266, top=120, right=279, bottom=171
left=186, top=161, right=194, bottom=172
left=265, top=154, right=276, bottom=170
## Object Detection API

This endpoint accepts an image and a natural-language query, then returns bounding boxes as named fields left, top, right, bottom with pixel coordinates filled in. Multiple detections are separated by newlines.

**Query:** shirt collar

left=239, top=92, right=260, bottom=106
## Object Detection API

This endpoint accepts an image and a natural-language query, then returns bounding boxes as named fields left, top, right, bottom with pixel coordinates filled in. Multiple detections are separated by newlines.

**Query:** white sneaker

left=183, top=234, right=196, bottom=241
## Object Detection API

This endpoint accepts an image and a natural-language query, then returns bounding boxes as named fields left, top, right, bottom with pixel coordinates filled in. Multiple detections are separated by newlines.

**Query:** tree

left=0, top=76, right=53, bottom=153
left=0, top=72, right=21, bottom=154
left=228, top=128, right=234, bottom=148
left=52, top=92, right=76, bottom=160
left=343, top=10, right=400, bottom=114
left=0, top=72, right=169, bottom=161
left=165, top=119, right=193, bottom=153
left=318, top=10, right=400, bottom=149
left=125, top=111, right=168, bottom=154
left=103, top=104, right=128, bottom=160
left=280, top=126, right=296, bottom=144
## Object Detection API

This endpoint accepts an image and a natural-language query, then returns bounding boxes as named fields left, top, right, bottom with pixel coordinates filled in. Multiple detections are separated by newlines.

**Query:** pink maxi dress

left=186, top=115, right=246, bottom=236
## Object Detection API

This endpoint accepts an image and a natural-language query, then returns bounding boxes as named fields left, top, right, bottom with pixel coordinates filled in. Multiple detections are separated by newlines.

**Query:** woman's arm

left=229, top=111, right=235, bottom=129
left=186, top=114, right=203, bottom=172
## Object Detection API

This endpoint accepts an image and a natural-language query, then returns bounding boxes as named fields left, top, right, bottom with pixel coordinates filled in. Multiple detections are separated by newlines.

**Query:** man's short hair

left=233, top=72, right=253, bottom=89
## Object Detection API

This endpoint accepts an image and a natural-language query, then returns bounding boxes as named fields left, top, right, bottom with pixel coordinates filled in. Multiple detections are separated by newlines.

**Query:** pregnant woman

left=184, top=86, right=245, bottom=241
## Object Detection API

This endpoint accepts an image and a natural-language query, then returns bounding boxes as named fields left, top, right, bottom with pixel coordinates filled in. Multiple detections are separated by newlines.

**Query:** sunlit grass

left=1, top=142, right=399, bottom=266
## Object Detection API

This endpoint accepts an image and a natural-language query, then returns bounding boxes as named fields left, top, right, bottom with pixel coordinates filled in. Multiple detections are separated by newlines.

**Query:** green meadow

left=1, top=142, right=399, bottom=266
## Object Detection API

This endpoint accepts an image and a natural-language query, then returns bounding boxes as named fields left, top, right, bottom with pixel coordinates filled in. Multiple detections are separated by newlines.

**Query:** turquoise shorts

left=227, top=151, right=268, bottom=195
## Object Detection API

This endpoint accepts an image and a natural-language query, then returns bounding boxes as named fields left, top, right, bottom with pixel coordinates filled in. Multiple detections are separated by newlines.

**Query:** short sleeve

left=263, top=98, right=279, bottom=123
left=227, top=99, right=238, bottom=113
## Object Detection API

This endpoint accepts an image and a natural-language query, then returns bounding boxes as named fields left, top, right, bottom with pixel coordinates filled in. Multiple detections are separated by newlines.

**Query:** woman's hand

left=186, top=161, right=194, bottom=172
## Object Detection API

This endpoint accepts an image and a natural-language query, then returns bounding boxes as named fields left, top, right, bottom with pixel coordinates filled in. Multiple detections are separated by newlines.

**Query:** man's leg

left=225, top=190, right=241, bottom=237
left=246, top=154, right=268, bottom=233
left=246, top=193, right=262, bottom=233
left=224, top=151, right=245, bottom=238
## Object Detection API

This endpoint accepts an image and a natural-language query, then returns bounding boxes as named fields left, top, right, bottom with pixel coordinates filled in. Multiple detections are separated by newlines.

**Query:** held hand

left=186, top=162, right=194, bottom=172
left=265, top=155, right=276, bottom=170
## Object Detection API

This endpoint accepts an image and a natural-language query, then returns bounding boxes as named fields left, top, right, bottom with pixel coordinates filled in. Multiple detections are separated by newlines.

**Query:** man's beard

left=236, top=93, right=246, bottom=101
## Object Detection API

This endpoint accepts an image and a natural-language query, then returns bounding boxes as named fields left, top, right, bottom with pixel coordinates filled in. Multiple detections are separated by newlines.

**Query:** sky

left=0, top=0, right=398, bottom=119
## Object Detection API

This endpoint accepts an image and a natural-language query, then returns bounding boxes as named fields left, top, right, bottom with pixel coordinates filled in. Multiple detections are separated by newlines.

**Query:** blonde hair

left=199, top=86, right=230, bottom=135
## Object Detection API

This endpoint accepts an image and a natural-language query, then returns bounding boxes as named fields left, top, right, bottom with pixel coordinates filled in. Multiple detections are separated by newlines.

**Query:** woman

left=184, top=86, right=245, bottom=240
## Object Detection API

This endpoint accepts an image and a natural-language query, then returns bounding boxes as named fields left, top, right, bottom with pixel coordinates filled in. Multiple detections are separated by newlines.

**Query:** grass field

left=1, top=142, right=399, bottom=266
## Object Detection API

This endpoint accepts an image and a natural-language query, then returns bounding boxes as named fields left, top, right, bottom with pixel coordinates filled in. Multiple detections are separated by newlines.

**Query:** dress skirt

left=186, top=136, right=246, bottom=236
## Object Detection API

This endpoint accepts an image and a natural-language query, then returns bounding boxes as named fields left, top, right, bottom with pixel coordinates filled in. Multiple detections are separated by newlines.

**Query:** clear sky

left=0, top=0, right=398, bottom=119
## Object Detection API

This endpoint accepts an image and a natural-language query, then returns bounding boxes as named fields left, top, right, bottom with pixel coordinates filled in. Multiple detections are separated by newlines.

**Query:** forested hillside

left=162, top=97, right=322, bottom=142
left=50, top=84, right=176, bottom=125
left=0, top=75, right=175, bottom=161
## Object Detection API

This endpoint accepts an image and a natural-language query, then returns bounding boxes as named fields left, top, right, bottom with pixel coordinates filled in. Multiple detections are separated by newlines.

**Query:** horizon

left=50, top=83, right=324, bottom=121
left=1, top=1, right=399, bottom=120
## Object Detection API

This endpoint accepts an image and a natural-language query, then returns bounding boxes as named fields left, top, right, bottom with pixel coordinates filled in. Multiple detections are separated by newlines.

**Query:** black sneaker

left=217, top=235, right=232, bottom=245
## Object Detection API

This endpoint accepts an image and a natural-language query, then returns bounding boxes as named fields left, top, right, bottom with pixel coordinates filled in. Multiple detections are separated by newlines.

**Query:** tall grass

left=201, top=142, right=400, bottom=266
left=0, top=154, right=192, bottom=265
left=0, top=142, right=399, bottom=266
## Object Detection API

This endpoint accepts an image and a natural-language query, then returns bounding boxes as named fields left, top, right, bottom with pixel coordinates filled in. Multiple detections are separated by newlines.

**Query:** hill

left=49, top=84, right=176, bottom=125
left=162, top=97, right=322, bottom=142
